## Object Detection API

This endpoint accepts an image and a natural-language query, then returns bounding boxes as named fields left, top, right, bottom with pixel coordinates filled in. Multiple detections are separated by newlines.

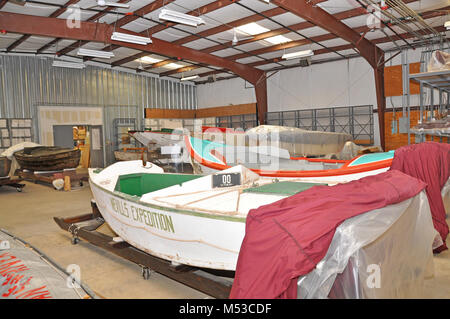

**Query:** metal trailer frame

left=0, top=176, right=25, bottom=192
left=54, top=200, right=234, bottom=299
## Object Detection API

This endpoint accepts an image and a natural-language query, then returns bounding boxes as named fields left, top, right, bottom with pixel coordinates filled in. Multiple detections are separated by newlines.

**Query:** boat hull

left=0, top=156, right=11, bottom=177
left=14, top=146, right=81, bottom=171
left=184, top=135, right=393, bottom=182
left=114, top=151, right=144, bottom=161
left=90, top=181, right=245, bottom=271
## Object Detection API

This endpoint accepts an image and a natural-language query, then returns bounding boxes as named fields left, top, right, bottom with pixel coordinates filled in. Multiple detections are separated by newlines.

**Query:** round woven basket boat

left=14, top=146, right=81, bottom=171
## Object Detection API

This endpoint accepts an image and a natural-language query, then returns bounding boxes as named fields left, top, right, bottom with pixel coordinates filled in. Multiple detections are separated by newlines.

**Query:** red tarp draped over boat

left=230, top=170, right=426, bottom=299
left=389, top=141, right=450, bottom=253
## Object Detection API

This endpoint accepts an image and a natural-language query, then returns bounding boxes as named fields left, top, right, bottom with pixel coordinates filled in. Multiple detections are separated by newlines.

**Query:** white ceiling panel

left=3, top=1, right=58, bottom=16
left=341, top=14, right=371, bottom=29
left=0, top=34, right=22, bottom=51
left=316, top=0, right=360, bottom=15
left=235, top=56, right=264, bottom=64
left=269, top=12, right=306, bottom=26
left=154, top=27, right=192, bottom=42
left=233, top=41, right=269, bottom=53
left=256, top=63, right=280, bottom=70
left=212, top=47, right=242, bottom=57
left=297, top=26, right=329, bottom=38
left=182, top=38, right=216, bottom=50
left=120, top=18, right=158, bottom=33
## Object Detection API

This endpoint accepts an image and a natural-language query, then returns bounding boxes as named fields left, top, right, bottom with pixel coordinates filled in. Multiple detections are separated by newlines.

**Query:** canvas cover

left=245, top=125, right=353, bottom=157
left=230, top=170, right=433, bottom=299
left=0, top=229, right=94, bottom=299
left=427, top=50, right=450, bottom=72
left=298, top=190, right=438, bottom=298
left=389, top=141, right=450, bottom=252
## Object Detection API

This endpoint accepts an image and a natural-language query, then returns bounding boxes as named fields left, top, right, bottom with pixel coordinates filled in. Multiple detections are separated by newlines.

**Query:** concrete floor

left=1, top=180, right=449, bottom=299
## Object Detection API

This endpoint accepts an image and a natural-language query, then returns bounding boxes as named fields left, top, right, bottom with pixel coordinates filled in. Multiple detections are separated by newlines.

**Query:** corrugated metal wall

left=0, top=54, right=197, bottom=165
left=0, top=54, right=197, bottom=118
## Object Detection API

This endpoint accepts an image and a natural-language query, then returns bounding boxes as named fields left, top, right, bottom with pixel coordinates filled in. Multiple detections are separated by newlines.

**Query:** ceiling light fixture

left=52, top=60, right=86, bottom=69
left=181, top=75, right=199, bottom=81
left=158, top=9, right=205, bottom=27
left=111, top=32, right=152, bottom=45
left=137, top=56, right=162, bottom=64
left=77, top=48, right=115, bottom=59
left=236, top=22, right=270, bottom=36
left=282, top=49, right=314, bottom=60
left=265, top=35, right=292, bottom=45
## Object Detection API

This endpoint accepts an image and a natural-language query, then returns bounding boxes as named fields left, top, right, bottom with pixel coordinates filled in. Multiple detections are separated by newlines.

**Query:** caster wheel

left=142, top=267, right=151, bottom=280
left=71, top=237, right=80, bottom=245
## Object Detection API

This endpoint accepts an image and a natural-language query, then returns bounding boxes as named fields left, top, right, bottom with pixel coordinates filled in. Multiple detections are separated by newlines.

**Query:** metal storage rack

left=409, top=69, right=450, bottom=143
left=265, top=105, right=374, bottom=145
left=0, top=118, right=33, bottom=154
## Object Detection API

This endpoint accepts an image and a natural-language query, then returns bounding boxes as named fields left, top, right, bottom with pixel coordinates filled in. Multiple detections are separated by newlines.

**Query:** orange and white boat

left=184, top=135, right=393, bottom=183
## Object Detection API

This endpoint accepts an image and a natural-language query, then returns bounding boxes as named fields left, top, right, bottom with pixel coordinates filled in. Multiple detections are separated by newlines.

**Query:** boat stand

left=0, top=177, right=25, bottom=192
left=53, top=200, right=234, bottom=299
left=17, top=168, right=88, bottom=188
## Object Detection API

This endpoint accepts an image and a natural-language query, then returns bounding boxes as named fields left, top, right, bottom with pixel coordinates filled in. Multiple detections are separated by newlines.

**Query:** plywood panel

left=384, top=109, right=447, bottom=151
left=384, top=62, right=420, bottom=97
left=145, top=103, right=257, bottom=119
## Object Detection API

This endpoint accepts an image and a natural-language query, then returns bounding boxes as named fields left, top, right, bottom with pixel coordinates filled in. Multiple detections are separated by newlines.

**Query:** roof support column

left=374, top=50, right=386, bottom=150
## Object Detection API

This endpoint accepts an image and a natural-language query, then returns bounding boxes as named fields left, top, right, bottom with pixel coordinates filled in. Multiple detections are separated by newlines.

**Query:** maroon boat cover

left=230, top=170, right=426, bottom=299
left=389, top=141, right=450, bottom=253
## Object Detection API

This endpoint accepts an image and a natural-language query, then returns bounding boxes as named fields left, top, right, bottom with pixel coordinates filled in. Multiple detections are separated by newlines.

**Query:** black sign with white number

left=212, top=173, right=241, bottom=188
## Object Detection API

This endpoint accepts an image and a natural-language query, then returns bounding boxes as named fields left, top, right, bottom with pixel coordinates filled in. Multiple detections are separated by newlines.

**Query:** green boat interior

left=243, top=181, right=326, bottom=196
left=115, top=172, right=327, bottom=198
left=115, top=173, right=203, bottom=197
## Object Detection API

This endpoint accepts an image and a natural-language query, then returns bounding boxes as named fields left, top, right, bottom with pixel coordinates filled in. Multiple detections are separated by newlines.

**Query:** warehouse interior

left=0, top=0, right=449, bottom=300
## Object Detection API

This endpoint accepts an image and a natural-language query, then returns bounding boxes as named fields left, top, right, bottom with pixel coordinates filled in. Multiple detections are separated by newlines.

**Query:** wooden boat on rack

left=14, top=146, right=81, bottom=171
left=114, top=147, right=147, bottom=162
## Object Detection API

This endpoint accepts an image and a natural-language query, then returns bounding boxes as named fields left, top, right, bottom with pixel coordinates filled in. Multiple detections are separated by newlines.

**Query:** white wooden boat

left=90, top=161, right=351, bottom=270
left=89, top=157, right=406, bottom=271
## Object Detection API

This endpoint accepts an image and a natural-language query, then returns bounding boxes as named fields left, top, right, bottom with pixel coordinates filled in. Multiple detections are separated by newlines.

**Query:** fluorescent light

left=52, top=60, right=86, bottom=69
left=445, top=21, right=450, bottom=30
left=282, top=49, right=314, bottom=60
left=77, top=48, right=114, bottom=59
left=111, top=32, right=152, bottom=45
left=265, top=35, right=292, bottom=45
left=159, top=9, right=205, bottom=27
left=164, top=63, right=183, bottom=69
left=236, top=22, right=269, bottom=36
left=137, top=56, right=162, bottom=64
left=181, top=75, right=199, bottom=81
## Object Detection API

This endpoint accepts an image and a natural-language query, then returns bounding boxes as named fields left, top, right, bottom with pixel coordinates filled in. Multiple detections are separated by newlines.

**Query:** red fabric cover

left=230, top=170, right=426, bottom=299
left=389, top=141, right=450, bottom=253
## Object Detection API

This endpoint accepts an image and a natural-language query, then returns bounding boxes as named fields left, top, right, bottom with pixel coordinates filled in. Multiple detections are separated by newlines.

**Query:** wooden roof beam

left=6, top=0, right=81, bottom=52
left=56, top=0, right=174, bottom=56
left=86, top=0, right=237, bottom=63
left=36, top=0, right=130, bottom=54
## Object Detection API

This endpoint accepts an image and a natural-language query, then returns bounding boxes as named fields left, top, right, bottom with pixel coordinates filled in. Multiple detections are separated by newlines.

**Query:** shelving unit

left=409, top=69, right=450, bottom=143
left=0, top=118, right=33, bottom=154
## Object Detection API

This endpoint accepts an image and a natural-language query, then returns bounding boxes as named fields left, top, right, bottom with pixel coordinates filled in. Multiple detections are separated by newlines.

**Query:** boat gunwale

left=89, top=177, right=247, bottom=223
